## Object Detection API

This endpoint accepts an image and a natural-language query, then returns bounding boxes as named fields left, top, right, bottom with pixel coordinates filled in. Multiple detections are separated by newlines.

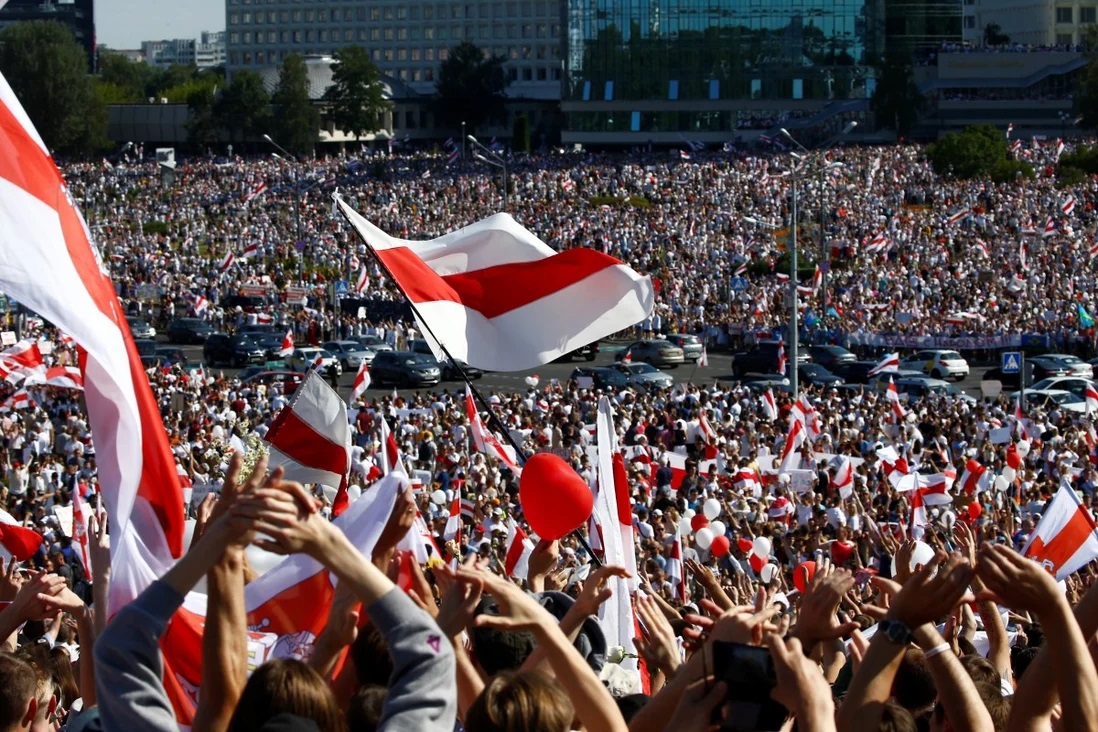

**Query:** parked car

left=240, top=370, right=304, bottom=395
left=798, top=363, right=844, bottom=387
left=286, top=347, right=342, bottom=375
left=203, top=334, right=265, bottom=367
left=153, top=347, right=187, bottom=367
left=893, top=376, right=975, bottom=404
left=1040, top=353, right=1094, bottom=379
left=352, top=335, right=393, bottom=353
left=830, top=360, right=879, bottom=384
left=323, top=340, right=374, bottom=371
left=407, top=340, right=483, bottom=380
left=167, top=318, right=214, bottom=344
left=609, top=362, right=675, bottom=390
left=242, top=331, right=289, bottom=361
left=222, top=294, right=266, bottom=313
left=984, top=356, right=1070, bottom=389
left=898, top=349, right=969, bottom=381
left=126, top=316, right=156, bottom=340
left=868, top=369, right=927, bottom=395
left=133, top=339, right=158, bottom=358
left=733, top=341, right=809, bottom=377
left=617, top=339, right=685, bottom=368
left=369, top=351, right=441, bottom=387
left=807, top=345, right=856, bottom=371
left=554, top=342, right=599, bottom=362
left=665, top=334, right=704, bottom=363
left=1025, top=388, right=1088, bottom=414
left=570, top=366, right=630, bottom=390
left=1011, top=376, right=1095, bottom=401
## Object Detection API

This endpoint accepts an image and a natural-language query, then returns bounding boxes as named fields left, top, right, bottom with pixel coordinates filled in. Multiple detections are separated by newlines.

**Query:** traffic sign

left=730, top=277, right=749, bottom=292
left=334, top=280, right=350, bottom=296
left=1001, top=351, right=1022, bottom=374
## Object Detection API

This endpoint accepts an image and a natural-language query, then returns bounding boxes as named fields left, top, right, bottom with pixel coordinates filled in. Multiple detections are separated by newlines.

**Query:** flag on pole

left=355, top=267, right=369, bottom=295
left=1023, top=483, right=1098, bottom=579
left=219, top=252, right=235, bottom=272
left=193, top=295, right=208, bottom=315
left=351, top=361, right=371, bottom=402
left=830, top=457, right=853, bottom=499
left=867, top=351, right=900, bottom=376
left=1087, top=383, right=1098, bottom=414
left=761, top=388, right=778, bottom=420
left=1062, top=196, right=1076, bottom=216
left=278, top=330, right=294, bottom=358
left=244, top=181, right=267, bottom=203
left=777, top=341, right=786, bottom=376
left=503, top=520, right=534, bottom=580
left=263, top=370, right=351, bottom=491
left=666, top=533, right=688, bottom=604
left=443, top=497, right=462, bottom=541
left=698, top=346, right=708, bottom=367
left=779, top=419, right=805, bottom=473
left=1006, top=123, right=1014, bottom=138
left=334, top=197, right=655, bottom=371
left=886, top=376, right=905, bottom=421
left=242, top=242, right=260, bottom=259
left=71, top=483, right=93, bottom=580
left=465, top=385, right=522, bottom=475
left=959, top=458, right=989, bottom=496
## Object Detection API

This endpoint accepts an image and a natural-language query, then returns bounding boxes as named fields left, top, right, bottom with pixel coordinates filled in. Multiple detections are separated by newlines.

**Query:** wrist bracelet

left=923, top=642, right=951, bottom=660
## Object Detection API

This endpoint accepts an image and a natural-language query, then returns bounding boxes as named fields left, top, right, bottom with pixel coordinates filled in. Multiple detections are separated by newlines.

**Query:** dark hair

left=0, top=654, right=37, bottom=728
left=960, top=654, right=999, bottom=690
left=227, top=659, right=347, bottom=732
left=470, top=597, right=536, bottom=675
left=48, top=647, right=79, bottom=709
left=893, top=649, right=936, bottom=712
left=465, top=670, right=573, bottom=732
left=878, top=700, right=918, bottom=732
left=350, top=622, right=394, bottom=687
left=345, top=685, right=387, bottom=732
left=1011, top=646, right=1040, bottom=681
left=975, top=681, right=1012, bottom=732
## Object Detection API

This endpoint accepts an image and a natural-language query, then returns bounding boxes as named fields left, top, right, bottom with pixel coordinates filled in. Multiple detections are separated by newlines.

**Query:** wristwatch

left=879, top=618, right=915, bottom=645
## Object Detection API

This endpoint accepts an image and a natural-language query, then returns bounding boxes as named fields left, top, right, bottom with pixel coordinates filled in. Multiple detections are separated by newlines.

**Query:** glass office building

left=563, top=0, right=887, bottom=142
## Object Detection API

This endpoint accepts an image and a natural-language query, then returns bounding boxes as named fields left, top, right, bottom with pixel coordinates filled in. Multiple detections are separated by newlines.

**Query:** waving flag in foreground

left=264, top=370, right=351, bottom=492
left=335, top=196, right=655, bottom=371
left=1023, top=483, right=1098, bottom=579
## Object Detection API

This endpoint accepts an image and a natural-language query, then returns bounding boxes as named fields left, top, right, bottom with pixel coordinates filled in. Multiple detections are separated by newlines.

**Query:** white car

left=898, top=349, right=969, bottom=381
left=1042, top=353, right=1094, bottom=379
left=287, top=347, right=341, bottom=375
left=1010, top=376, right=1094, bottom=401
left=322, top=340, right=374, bottom=370
left=1024, top=388, right=1087, bottom=414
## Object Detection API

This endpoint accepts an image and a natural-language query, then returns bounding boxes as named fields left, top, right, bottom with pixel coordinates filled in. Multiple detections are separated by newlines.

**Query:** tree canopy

left=272, top=54, right=319, bottom=154
left=215, top=70, right=271, bottom=144
left=433, top=42, right=508, bottom=135
left=927, top=124, right=1034, bottom=182
left=322, top=46, right=389, bottom=140
left=0, top=21, right=107, bottom=154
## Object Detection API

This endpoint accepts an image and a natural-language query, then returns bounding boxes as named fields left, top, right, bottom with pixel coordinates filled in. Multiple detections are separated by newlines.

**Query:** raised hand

left=633, top=594, right=681, bottom=675
left=574, top=564, right=631, bottom=617
left=976, top=543, right=1061, bottom=614
left=0, top=557, right=23, bottom=602
left=768, top=634, right=835, bottom=726
left=879, top=551, right=974, bottom=628
left=792, top=567, right=860, bottom=643
left=431, top=565, right=484, bottom=640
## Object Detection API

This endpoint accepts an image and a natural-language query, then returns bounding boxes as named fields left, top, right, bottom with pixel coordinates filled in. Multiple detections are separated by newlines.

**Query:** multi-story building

left=962, top=0, right=1096, bottom=46
left=141, top=32, right=226, bottom=69
left=223, top=0, right=562, bottom=102
left=0, top=0, right=96, bottom=70
left=196, top=31, right=227, bottom=68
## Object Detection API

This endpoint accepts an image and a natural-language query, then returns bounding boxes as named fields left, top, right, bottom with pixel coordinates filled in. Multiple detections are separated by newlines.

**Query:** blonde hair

left=465, top=670, right=574, bottom=732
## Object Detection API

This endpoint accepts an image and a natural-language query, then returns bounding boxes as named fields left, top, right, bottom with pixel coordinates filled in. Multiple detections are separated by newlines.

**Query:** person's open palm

left=460, top=567, right=553, bottom=632
left=976, top=543, right=1061, bottom=613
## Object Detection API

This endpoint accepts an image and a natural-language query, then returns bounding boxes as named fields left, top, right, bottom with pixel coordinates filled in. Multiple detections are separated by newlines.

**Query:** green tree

left=323, top=46, right=389, bottom=140
left=214, top=70, right=270, bottom=143
left=433, top=41, right=508, bottom=135
left=98, top=50, right=157, bottom=101
left=186, top=84, right=219, bottom=148
left=0, top=21, right=107, bottom=153
left=1078, top=30, right=1098, bottom=128
left=927, top=124, right=1010, bottom=179
left=272, top=54, right=319, bottom=153
left=871, top=51, right=926, bottom=136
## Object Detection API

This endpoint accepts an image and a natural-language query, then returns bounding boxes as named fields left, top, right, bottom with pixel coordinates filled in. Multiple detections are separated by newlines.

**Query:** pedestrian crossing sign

left=1001, top=351, right=1021, bottom=374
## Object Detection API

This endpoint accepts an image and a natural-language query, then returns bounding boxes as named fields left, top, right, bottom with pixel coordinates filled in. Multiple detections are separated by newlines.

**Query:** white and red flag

left=1043, top=216, right=1056, bottom=238
left=868, top=351, right=900, bottom=376
left=886, top=377, right=906, bottom=421
left=503, top=520, right=534, bottom=580
left=1055, top=138, right=1066, bottom=159
left=242, top=242, right=260, bottom=259
left=244, top=181, right=267, bottom=203
left=443, top=496, right=462, bottom=541
left=0, top=508, right=42, bottom=561
left=465, top=385, right=522, bottom=475
left=666, top=533, right=688, bottom=604
left=355, top=267, right=369, bottom=295
left=779, top=419, right=806, bottom=473
left=761, top=388, right=778, bottom=420
left=193, top=294, right=208, bottom=315
left=335, top=197, right=655, bottom=371
left=351, top=361, right=371, bottom=401
left=830, top=456, right=853, bottom=499
left=71, top=483, right=92, bottom=580
left=1023, top=482, right=1098, bottom=579
left=910, top=475, right=953, bottom=539
left=278, top=330, right=294, bottom=358
left=0, top=389, right=29, bottom=413
left=25, top=365, right=84, bottom=390
left=698, top=346, right=708, bottom=367
left=1062, top=196, right=1076, bottom=216
left=777, top=341, right=786, bottom=376
left=959, top=458, right=989, bottom=496
left=0, top=340, right=45, bottom=383
left=263, top=370, right=351, bottom=492
left=1086, top=383, right=1098, bottom=414
left=219, top=251, right=235, bottom=272
left=811, top=265, right=823, bottom=292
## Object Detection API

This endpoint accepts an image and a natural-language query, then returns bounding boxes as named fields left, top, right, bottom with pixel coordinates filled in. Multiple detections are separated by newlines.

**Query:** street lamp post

left=468, top=135, right=509, bottom=211
left=263, top=134, right=304, bottom=280
left=790, top=174, right=800, bottom=397
left=461, top=121, right=466, bottom=160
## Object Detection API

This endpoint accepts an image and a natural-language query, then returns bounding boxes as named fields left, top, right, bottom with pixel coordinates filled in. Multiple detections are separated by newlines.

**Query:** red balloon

left=519, top=453, right=594, bottom=540
left=1006, top=446, right=1022, bottom=470
left=968, top=501, right=982, bottom=519
left=710, top=535, right=731, bottom=558
left=831, top=540, right=856, bottom=566
left=736, top=538, right=754, bottom=554
left=793, top=561, right=816, bottom=593
left=690, top=514, right=710, bottom=532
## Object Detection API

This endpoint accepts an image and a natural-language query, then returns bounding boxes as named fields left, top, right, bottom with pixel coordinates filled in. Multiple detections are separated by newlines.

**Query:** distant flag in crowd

left=278, top=330, right=295, bottom=357
left=959, top=458, right=989, bottom=496
left=885, top=376, right=906, bottom=421
left=465, top=385, right=522, bottom=475
left=1056, top=138, right=1066, bottom=159
left=355, top=267, right=369, bottom=295
left=946, top=208, right=970, bottom=226
left=242, top=242, right=259, bottom=259
left=830, top=457, right=854, bottom=499
left=779, top=419, right=805, bottom=473
left=867, top=351, right=899, bottom=376
left=865, top=232, right=890, bottom=254
left=443, top=137, right=455, bottom=150
left=911, top=477, right=953, bottom=539
left=1089, top=237, right=1098, bottom=260
left=562, top=178, right=576, bottom=191
left=193, top=295, right=208, bottom=315
left=1023, top=482, right=1098, bottom=579
left=776, top=273, right=790, bottom=283
left=219, top=252, right=236, bottom=272
left=1062, top=195, right=1076, bottom=216
left=447, top=148, right=460, bottom=164
left=1086, top=383, right=1098, bottom=414
left=0, top=389, right=29, bottom=413
left=1080, top=303, right=1096, bottom=328
left=351, top=361, right=371, bottom=402
left=334, top=197, right=654, bottom=372
left=734, top=259, right=748, bottom=276
left=722, top=142, right=736, bottom=153
left=1019, top=241, right=1028, bottom=270
left=244, top=181, right=267, bottom=203
left=974, top=239, right=989, bottom=257
left=622, top=349, right=633, bottom=365
left=503, top=520, right=534, bottom=580
left=776, top=341, right=786, bottom=376
left=264, top=370, right=351, bottom=491
left=812, top=264, right=823, bottom=292
left=678, top=150, right=691, bottom=161
left=1006, top=123, right=1014, bottom=138
left=71, top=485, right=93, bottom=580
left=1043, top=216, right=1057, bottom=238
left=1010, top=139, right=1023, bottom=154
left=666, top=532, right=688, bottom=604
left=761, top=388, right=778, bottom=421
left=698, top=346, right=708, bottom=368
left=443, top=497, right=462, bottom=541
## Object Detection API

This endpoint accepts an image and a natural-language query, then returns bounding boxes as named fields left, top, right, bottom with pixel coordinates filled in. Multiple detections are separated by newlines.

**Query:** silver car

left=619, top=339, right=686, bottom=368
left=611, top=362, right=674, bottom=390
left=322, top=340, right=374, bottom=369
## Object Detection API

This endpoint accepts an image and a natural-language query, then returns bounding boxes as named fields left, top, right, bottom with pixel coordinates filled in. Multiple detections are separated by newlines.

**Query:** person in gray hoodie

left=94, top=457, right=456, bottom=732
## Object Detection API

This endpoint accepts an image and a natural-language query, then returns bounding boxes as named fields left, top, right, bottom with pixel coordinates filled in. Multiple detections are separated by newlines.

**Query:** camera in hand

left=710, top=641, right=788, bottom=732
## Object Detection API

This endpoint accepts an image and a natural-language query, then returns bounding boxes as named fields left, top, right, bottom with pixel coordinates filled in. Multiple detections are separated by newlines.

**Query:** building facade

left=224, top=0, right=562, bottom=102
left=141, top=32, right=226, bottom=69
left=562, top=0, right=886, bottom=145
left=0, top=0, right=95, bottom=70
left=962, top=0, right=1097, bottom=46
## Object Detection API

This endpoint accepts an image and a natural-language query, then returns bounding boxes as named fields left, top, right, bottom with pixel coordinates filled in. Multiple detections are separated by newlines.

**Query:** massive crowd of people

left=0, top=140, right=1096, bottom=730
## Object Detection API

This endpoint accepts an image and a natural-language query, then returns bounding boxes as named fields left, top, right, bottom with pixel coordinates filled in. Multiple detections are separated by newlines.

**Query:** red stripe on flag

left=505, top=525, right=528, bottom=575
left=266, top=406, right=350, bottom=478
left=0, top=100, right=58, bottom=206
left=376, top=246, right=626, bottom=319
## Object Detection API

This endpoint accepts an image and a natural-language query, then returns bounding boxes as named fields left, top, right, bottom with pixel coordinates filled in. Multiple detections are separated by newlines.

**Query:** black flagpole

left=335, top=196, right=601, bottom=565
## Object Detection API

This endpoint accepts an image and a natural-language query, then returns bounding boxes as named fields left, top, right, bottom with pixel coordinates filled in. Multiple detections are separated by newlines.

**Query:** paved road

left=173, top=339, right=997, bottom=400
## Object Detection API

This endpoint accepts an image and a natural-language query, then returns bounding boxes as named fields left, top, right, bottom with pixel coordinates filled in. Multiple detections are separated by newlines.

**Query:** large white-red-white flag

left=263, top=370, right=351, bottom=491
left=503, top=520, right=534, bottom=580
left=1023, top=483, right=1098, bottom=580
left=779, top=419, right=806, bottom=473
left=335, top=197, right=655, bottom=371
left=278, top=330, right=294, bottom=358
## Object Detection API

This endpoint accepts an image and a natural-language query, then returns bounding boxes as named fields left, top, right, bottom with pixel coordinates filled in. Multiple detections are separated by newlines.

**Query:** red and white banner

left=465, top=385, right=522, bottom=475
left=351, top=361, right=371, bottom=402
left=443, top=496, right=462, bottom=541
left=868, top=352, right=900, bottom=377
left=0, top=508, right=42, bottom=561
left=761, top=388, right=778, bottom=421
left=264, top=370, right=351, bottom=490
left=71, top=484, right=92, bottom=580
left=1023, top=483, right=1098, bottom=580
left=779, top=419, right=806, bottom=473
left=355, top=267, right=369, bottom=295
left=336, top=197, right=654, bottom=371
left=25, top=365, right=83, bottom=390
left=244, top=181, right=267, bottom=203
left=503, top=520, right=534, bottom=580
left=278, top=330, right=294, bottom=358
left=830, top=456, right=853, bottom=499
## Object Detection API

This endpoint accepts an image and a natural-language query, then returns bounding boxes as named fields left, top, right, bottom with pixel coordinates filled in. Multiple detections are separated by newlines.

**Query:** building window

left=411, top=48, right=421, bottom=61
left=384, top=28, right=394, bottom=40
left=293, top=30, right=302, bottom=43
left=397, top=48, right=407, bottom=60
left=242, top=11, right=251, bottom=22
left=425, top=68, right=434, bottom=81
left=398, top=28, right=408, bottom=40
left=397, top=6, right=407, bottom=19
left=426, top=47, right=435, bottom=60
left=229, top=13, right=239, bottom=24
left=371, top=28, right=380, bottom=40
left=709, top=79, right=720, bottom=99
left=267, top=31, right=276, bottom=42
left=631, top=111, right=641, bottom=131
left=963, top=15, right=975, bottom=28
left=604, top=80, right=614, bottom=100
left=243, top=32, right=252, bottom=44
left=230, top=32, right=240, bottom=44
left=1083, top=7, right=1097, bottom=22
left=1057, top=32, right=1075, bottom=44
left=537, top=67, right=547, bottom=80
left=1056, top=6, right=1073, bottom=22
left=668, top=80, right=679, bottom=100
left=384, top=6, right=394, bottom=20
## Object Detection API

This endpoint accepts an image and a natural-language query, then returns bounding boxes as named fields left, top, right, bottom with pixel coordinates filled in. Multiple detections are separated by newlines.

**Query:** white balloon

left=524, top=375, right=540, bottom=387
left=752, top=536, right=771, bottom=558
left=760, top=563, right=777, bottom=584
left=703, top=498, right=721, bottom=520
left=710, top=520, right=726, bottom=537
left=1017, top=440, right=1031, bottom=458
left=430, top=489, right=447, bottom=505
left=678, top=517, right=693, bottom=537
left=890, top=540, right=936, bottom=577
left=684, top=509, right=696, bottom=519
left=1002, top=466, right=1016, bottom=483
left=347, top=485, right=362, bottom=503
left=695, top=527, right=715, bottom=550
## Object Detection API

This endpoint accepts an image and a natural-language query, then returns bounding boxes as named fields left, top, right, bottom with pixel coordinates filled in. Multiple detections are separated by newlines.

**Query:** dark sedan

left=798, top=363, right=844, bottom=387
